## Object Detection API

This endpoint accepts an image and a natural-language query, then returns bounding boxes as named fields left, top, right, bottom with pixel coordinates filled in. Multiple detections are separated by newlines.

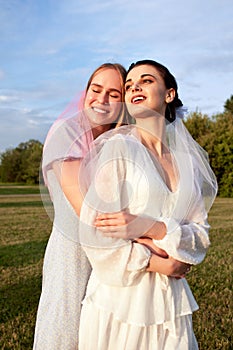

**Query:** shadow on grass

left=0, top=240, right=48, bottom=268
left=0, top=240, right=48, bottom=347
left=0, top=274, right=42, bottom=323
left=0, top=188, right=40, bottom=195
left=0, top=202, right=44, bottom=208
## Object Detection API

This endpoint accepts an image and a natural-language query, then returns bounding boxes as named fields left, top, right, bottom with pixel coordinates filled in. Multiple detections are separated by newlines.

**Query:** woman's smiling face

left=125, top=64, right=173, bottom=117
left=84, top=68, right=123, bottom=127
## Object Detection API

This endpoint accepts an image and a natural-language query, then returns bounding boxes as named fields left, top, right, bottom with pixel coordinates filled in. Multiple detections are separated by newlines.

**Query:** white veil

left=78, top=105, right=218, bottom=249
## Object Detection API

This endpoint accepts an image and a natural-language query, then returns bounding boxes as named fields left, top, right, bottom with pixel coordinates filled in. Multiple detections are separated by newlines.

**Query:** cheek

left=84, top=92, right=95, bottom=108
left=150, top=89, right=165, bottom=105
left=125, top=93, right=131, bottom=103
left=110, top=102, right=122, bottom=117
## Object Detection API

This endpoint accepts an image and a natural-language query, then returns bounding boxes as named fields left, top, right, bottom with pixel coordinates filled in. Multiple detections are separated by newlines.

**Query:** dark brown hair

left=127, top=59, right=183, bottom=122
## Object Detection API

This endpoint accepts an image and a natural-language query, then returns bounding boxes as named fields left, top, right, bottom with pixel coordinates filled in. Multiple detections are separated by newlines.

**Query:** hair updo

left=127, top=59, right=183, bottom=122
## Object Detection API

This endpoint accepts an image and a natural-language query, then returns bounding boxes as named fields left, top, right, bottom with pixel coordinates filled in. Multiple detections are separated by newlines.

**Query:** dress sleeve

left=42, top=115, right=93, bottom=185
left=79, top=136, right=151, bottom=287
left=81, top=243, right=151, bottom=287
left=153, top=173, right=211, bottom=265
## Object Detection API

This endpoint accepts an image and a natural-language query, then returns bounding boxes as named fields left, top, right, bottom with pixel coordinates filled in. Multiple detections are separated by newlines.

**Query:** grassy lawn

left=0, top=184, right=40, bottom=195
left=0, top=187, right=52, bottom=349
left=188, top=198, right=233, bottom=350
left=0, top=188, right=232, bottom=349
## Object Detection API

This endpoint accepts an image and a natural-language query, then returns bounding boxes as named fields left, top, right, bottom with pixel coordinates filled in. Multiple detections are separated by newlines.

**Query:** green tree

left=22, top=142, right=43, bottom=184
left=224, top=95, right=233, bottom=114
left=184, top=111, right=214, bottom=143
left=0, top=148, right=21, bottom=182
left=0, top=140, right=43, bottom=184
left=185, top=107, right=233, bottom=197
left=208, top=112, right=233, bottom=197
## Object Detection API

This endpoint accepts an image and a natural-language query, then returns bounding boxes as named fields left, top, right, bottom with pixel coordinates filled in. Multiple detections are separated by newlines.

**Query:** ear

left=165, top=88, right=176, bottom=103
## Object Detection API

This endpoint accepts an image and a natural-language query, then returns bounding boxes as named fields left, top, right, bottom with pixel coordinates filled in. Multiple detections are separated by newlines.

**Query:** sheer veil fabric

left=76, top=105, right=218, bottom=348
left=78, top=105, right=218, bottom=250
left=37, top=101, right=217, bottom=349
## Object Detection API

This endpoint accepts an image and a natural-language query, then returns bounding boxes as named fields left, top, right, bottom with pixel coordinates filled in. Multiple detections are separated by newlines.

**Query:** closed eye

left=110, top=93, right=121, bottom=99
left=92, top=88, right=101, bottom=93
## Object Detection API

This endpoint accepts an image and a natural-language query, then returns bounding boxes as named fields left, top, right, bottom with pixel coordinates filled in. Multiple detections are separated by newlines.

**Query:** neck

left=135, top=115, right=167, bottom=157
left=92, top=124, right=111, bottom=139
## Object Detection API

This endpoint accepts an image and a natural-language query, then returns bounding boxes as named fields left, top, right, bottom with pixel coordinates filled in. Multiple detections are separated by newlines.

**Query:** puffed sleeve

left=153, top=170, right=211, bottom=265
left=42, top=115, right=93, bottom=185
left=79, top=135, right=151, bottom=287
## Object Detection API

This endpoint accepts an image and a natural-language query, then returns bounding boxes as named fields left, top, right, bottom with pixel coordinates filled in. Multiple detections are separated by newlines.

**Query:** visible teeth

left=133, top=96, right=144, bottom=103
left=93, top=107, right=107, bottom=114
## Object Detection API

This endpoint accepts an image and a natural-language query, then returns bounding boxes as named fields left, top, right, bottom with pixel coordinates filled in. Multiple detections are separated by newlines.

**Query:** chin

left=127, top=104, right=154, bottom=119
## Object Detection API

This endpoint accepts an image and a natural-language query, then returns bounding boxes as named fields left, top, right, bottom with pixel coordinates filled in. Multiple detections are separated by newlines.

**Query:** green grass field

left=0, top=186, right=232, bottom=349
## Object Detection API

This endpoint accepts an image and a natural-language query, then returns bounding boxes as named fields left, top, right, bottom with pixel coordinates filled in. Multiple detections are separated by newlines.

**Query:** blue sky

left=0, top=0, right=233, bottom=152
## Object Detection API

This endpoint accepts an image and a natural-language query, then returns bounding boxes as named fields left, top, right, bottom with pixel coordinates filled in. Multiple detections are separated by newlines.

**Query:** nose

left=131, top=82, right=141, bottom=92
left=98, top=91, right=109, bottom=104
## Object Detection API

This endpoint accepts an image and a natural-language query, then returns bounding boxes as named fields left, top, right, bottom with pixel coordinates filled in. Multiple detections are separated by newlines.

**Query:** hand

left=135, top=237, right=168, bottom=258
left=167, top=257, right=192, bottom=278
left=95, top=210, right=162, bottom=240
left=95, top=210, right=136, bottom=231
left=146, top=254, right=192, bottom=278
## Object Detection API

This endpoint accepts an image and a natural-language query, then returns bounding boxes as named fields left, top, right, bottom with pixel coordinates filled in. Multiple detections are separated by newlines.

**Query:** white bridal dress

left=78, top=122, right=217, bottom=350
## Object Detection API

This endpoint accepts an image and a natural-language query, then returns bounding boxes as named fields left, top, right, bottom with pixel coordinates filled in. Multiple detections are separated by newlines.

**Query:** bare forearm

left=135, top=237, right=168, bottom=258
left=62, top=185, right=83, bottom=216
left=95, top=211, right=167, bottom=241
left=53, top=159, right=84, bottom=217
left=144, top=220, right=167, bottom=240
left=146, top=254, right=170, bottom=274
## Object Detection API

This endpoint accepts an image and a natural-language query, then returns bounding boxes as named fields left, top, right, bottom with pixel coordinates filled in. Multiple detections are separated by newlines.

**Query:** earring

left=166, top=105, right=175, bottom=123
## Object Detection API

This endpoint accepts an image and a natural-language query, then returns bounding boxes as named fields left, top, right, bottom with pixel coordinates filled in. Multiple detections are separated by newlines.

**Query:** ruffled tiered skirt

left=79, top=273, right=199, bottom=350
left=79, top=302, right=198, bottom=350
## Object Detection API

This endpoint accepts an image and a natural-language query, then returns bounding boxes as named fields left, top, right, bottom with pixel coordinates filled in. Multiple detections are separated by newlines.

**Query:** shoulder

left=95, top=126, right=141, bottom=158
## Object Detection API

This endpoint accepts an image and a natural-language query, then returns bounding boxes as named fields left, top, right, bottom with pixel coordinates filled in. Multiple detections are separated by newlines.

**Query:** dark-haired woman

left=78, top=60, right=217, bottom=349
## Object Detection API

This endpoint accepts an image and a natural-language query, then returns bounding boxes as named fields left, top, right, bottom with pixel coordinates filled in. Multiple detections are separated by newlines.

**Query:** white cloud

left=0, top=94, right=20, bottom=103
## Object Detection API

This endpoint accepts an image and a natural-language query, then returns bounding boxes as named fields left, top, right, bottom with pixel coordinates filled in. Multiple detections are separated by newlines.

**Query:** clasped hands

left=94, top=210, right=191, bottom=279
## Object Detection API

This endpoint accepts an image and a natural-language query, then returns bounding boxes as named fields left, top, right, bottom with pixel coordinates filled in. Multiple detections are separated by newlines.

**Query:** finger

left=97, top=225, right=126, bottom=233
left=95, top=219, right=126, bottom=227
left=95, top=219, right=115, bottom=226
left=96, top=212, right=123, bottom=220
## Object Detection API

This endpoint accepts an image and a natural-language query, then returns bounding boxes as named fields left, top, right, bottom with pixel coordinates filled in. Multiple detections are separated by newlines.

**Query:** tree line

left=184, top=95, right=233, bottom=197
left=0, top=139, right=43, bottom=185
left=0, top=96, right=233, bottom=197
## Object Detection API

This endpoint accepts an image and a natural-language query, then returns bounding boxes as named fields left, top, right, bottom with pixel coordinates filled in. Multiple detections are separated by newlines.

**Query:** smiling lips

left=93, top=97, right=146, bottom=111
left=92, top=106, right=109, bottom=114
left=131, top=95, right=146, bottom=104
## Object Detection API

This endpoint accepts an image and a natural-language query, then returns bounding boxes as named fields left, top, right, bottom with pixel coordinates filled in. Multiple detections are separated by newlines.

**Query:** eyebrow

left=90, top=83, right=122, bottom=94
left=125, top=73, right=156, bottom=84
